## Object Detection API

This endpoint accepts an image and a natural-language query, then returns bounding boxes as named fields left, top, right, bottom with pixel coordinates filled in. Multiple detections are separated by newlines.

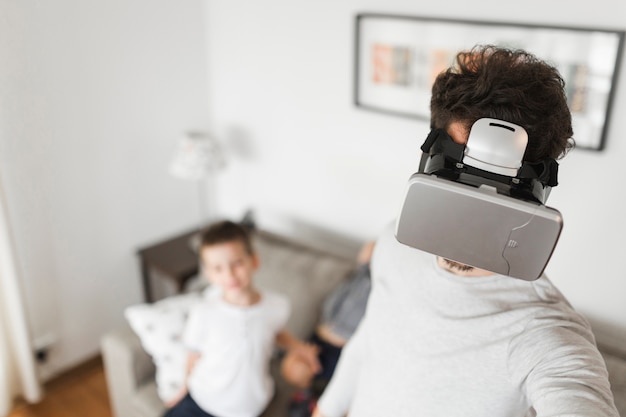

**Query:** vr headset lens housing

left=395, top=118, right=563, bottom=281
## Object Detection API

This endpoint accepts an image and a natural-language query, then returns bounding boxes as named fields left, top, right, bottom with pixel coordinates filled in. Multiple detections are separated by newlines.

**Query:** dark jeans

left=287, top=334, right=342, bottom=417
left=310, top=333, right=343, bottom=393
left=163, top=394, right=217, bottom=417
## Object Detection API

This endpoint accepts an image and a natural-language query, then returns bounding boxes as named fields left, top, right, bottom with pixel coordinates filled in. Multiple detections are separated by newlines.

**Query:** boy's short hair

left=430, top=44, right=574, bottom=162
left=200, top=220, right=255, bottom=255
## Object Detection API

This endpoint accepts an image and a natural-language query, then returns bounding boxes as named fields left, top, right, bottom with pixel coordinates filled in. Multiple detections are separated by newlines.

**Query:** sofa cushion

left=252, top=231, right=356, bottom=340
left=125, top=292, right=203, bottom=404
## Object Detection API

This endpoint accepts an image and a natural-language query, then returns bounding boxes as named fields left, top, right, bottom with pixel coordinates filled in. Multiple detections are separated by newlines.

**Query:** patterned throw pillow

left=125, top=292, right=203, bottom=403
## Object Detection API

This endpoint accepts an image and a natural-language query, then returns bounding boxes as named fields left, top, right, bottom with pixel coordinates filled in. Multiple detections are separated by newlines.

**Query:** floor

left=7, top=357, right=112, bottom=417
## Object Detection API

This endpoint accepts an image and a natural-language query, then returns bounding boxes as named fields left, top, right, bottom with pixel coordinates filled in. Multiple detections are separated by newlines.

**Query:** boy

left=164, top=220, right=320, bottom=417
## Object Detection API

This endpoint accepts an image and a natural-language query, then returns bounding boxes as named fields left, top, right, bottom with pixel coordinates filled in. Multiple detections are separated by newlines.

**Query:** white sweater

left=317, top=224, right=618, bottom=417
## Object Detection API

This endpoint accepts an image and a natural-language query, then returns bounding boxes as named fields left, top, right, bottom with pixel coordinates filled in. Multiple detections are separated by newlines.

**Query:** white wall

left=204, top=0, right=626, bottom=344
left=0, top=0, right=210, bottom=376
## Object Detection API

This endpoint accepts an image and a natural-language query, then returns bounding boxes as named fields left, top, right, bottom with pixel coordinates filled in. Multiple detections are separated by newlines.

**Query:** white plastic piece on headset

left=463, top=118, right=528, bottom=177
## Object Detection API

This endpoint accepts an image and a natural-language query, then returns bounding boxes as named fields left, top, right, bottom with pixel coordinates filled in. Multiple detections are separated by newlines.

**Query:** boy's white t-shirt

left=183, top=287, right=290, bottom=417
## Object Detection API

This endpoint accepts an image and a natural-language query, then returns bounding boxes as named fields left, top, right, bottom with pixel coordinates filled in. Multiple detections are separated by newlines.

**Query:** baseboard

left=44, top=354, right=103, bottom=390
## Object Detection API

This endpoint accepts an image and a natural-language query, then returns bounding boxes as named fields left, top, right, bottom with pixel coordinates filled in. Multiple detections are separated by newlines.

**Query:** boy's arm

left=165, top=351, right=201, bottom=408
left=276, top=330, right=321, bottom=374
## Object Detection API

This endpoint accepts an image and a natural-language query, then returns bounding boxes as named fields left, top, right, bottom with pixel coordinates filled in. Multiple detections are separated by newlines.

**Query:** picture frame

left=354, top=13, right=624, bottom=150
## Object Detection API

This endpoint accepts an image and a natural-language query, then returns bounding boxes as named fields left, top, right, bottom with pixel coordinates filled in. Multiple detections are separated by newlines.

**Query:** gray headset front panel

left=395, top=174, right=562, bottom=280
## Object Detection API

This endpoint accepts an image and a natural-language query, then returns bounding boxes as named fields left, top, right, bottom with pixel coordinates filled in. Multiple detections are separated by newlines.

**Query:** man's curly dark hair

left=430, top=45, right=574, bottom=162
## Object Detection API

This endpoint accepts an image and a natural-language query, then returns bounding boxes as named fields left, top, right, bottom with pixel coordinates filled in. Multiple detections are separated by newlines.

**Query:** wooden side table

left=137, top=229, right=200, bottom=302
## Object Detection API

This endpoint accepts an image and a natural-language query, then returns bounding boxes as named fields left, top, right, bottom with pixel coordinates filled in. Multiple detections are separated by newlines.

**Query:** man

left=313, top=45, right=619, bottom=417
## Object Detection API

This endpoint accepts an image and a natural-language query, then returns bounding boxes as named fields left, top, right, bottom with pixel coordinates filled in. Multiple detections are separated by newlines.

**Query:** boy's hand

left=294, top=341, right=321, bottom=374
left=276, top=330, right=322, bottom=374
left=165, top=386, right=188, bottom=408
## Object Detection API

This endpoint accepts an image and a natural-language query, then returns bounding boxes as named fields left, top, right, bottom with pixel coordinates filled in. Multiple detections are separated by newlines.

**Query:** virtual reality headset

left=395, top=118, right=562, bottom=281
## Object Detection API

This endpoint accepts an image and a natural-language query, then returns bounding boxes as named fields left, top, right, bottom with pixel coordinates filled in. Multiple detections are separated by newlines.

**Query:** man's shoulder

left=507, top=284, right=597, bottom=367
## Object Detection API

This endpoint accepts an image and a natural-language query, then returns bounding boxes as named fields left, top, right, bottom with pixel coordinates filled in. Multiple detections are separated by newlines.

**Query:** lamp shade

left=169, top=131, right=225, bottom=180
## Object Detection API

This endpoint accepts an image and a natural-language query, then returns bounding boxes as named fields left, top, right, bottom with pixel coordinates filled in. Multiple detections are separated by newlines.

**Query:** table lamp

left=169, top=131, right=226, bottom=249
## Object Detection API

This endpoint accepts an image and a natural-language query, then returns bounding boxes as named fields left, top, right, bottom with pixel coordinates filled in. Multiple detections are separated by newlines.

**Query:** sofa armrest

left=101, top=323, right=156, bottom=417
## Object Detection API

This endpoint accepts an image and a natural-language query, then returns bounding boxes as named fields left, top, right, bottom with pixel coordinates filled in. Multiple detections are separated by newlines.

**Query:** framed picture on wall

left=354, top=13, right=625, bottom=150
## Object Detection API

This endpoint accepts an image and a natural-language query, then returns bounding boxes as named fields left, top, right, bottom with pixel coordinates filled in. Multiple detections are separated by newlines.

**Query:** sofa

left=102, top=227, right=626, bottom=417
left=101, top=228, right=357, bottom=417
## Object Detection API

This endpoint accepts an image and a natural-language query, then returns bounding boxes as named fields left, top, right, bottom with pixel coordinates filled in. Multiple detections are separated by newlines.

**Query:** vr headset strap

left=420, top=128, right=559, bottom=188
left=517, top=159, right=559, bottom=187
left=419, top=128, right=465, bottom=172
